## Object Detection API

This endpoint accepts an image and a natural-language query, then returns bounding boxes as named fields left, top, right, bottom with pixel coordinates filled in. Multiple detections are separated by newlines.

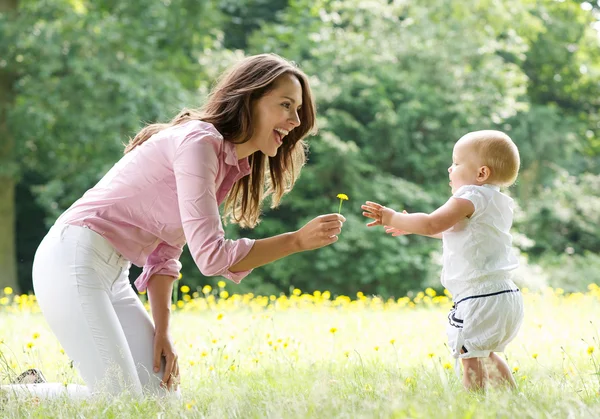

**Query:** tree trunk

left=0, top=0, right=19, bottom=293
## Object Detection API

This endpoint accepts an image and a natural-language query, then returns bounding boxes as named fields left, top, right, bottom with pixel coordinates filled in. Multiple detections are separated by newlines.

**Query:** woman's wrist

left=288, top=230, right=304, bottom=253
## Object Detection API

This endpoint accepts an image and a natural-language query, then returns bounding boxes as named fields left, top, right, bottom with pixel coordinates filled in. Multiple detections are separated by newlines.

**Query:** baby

left=362, top=130, right=524, bottom=390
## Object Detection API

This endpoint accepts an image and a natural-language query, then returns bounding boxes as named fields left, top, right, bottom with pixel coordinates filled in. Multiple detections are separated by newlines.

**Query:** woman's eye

left=282, top=103, right=291, bottom=109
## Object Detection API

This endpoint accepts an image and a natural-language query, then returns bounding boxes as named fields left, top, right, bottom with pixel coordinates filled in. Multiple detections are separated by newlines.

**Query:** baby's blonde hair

left=460, top=130, right=520, bottom=187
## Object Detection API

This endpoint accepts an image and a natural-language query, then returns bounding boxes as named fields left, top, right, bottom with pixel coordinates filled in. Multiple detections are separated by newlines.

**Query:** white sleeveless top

left=441, top=184, right=519, bottom=294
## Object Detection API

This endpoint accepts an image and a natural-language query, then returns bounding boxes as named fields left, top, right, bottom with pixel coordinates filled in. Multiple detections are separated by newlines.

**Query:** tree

left=1, top=0, right=223, bottom=291
left=0, top=0, right=18, bottom=292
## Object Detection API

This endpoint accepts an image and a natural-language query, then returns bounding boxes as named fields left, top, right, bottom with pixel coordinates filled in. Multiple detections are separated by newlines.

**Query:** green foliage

left=3, top=0, right=600, bottom=295
left=515, top=171, right=600, bottom=257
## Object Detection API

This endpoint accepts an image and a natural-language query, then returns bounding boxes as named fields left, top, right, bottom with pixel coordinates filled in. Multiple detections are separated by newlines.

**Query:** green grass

left=1, top=290, right=600, bottom=418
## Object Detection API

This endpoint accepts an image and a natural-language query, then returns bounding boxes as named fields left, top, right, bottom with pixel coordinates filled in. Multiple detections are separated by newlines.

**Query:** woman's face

left=247, top=73, right=303, bottom=158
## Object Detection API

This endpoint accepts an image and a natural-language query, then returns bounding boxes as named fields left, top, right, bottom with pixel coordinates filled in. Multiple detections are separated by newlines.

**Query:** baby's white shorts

left=446, top=279, right=524, bottom=359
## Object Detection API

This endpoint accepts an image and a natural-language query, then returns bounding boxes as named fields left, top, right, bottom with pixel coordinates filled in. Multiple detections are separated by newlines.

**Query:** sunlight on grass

left=1, top=284, right=600, bottom=418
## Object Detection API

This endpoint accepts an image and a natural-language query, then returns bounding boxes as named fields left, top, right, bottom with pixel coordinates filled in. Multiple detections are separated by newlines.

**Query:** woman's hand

left=153, top=330, right=179, bottom=391
left=295, top=213, right=346, bottom=251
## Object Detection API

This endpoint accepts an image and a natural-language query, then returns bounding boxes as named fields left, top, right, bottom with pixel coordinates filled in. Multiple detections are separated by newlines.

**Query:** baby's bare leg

left=461, top=357, right=488, bottom=391
left=486, top=352, right=516, bottom=388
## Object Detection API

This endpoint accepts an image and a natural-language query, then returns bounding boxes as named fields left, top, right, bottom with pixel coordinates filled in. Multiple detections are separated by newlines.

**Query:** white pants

left=3, top=224, right=168, bottom=399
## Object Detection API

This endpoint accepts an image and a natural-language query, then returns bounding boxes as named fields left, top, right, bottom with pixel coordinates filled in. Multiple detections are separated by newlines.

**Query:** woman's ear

left=477, top=166, right=491, bottom=182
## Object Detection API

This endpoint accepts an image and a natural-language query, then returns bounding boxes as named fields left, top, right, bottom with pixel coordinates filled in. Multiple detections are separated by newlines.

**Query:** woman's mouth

left=273, top=128, right=289, bottom=146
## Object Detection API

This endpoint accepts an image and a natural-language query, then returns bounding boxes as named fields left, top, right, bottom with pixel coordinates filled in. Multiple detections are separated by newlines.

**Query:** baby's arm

left=362, top=198, right=474, bottom=236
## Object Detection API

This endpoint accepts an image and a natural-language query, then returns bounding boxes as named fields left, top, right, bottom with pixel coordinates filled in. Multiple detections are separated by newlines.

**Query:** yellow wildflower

left=180, top=285, right=190, bottom=293
left=588, top=346, right=595, bottom=355
left=330, top=327, right=338, bottom=334
left=337, top=193, right=349, bottom=213
left=3, top=287, right=13, bottom=295
left=532, top=353, right=538, bottom=359
left=32, top=333, right=40, bottom=340
left=202, top=285, right=212, bottom=294
left=443, top=363, right=452, bottom=370
left=217, top=281, right=226, bottom=288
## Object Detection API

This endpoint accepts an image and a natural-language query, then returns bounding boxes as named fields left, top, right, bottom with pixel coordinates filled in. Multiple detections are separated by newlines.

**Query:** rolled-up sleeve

left=134, top=242, right=183, bottom=292
left=173, top=129, right=255, bottom=283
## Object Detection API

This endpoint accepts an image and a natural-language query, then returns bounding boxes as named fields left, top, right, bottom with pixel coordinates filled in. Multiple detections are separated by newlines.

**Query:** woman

left=3, top=53, right=345, bottom=399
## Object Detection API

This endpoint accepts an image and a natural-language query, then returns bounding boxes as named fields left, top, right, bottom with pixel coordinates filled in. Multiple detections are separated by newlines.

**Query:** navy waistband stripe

left=455, top=288, right=520, bottom=306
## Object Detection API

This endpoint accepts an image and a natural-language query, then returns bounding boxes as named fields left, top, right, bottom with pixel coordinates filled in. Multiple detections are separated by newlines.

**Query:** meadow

left=1, top=283, right=600, bottom=418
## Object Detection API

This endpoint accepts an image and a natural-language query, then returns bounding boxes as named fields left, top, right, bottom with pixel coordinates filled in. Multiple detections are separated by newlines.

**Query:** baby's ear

left=477, top=165, right=491, bottom=182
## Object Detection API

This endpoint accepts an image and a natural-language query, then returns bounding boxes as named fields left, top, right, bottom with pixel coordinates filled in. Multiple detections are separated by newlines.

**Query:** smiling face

left=246, top=73, right=303, bottom=158
left=448, top=138, right=486, bottom=194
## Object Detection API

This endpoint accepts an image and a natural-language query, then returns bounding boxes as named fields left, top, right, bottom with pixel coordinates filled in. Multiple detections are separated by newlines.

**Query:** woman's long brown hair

left=124, top=54, right=317, bottom=228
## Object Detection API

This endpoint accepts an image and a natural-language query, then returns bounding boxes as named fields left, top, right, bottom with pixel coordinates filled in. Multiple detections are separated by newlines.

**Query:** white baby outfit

left=442, top=184, right=524, bottom=359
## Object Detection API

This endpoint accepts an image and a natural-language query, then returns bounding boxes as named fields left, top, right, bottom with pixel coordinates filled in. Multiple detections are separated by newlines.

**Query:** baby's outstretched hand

left=384, top=211, right=410, bottom=236
left=362, top=201, right=394, bottom=227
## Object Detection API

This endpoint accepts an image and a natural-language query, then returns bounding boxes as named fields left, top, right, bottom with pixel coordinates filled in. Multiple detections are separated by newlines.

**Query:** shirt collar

left=223, top=139, right=251, bottom=175
left=482, top=184, right=501, bottom=191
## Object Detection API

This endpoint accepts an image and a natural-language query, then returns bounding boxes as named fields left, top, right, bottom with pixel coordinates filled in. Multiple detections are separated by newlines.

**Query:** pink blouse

left=56, top=120, right=255, bottom=291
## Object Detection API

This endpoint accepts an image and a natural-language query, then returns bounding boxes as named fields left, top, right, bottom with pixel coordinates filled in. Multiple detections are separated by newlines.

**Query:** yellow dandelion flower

left=186, top=403, right=194, bottom=410
left=178, top=272, right=183, bottom=280
left=588, top=346, right=595, bottom=355
left=230, top=365, right=236, bottom=371
left=405, top=377, right=414, bottom=384
left=223, top=355, right=229, bottom=360
left=532, top=353, right=538, bottom=359
left=3, top=287, right=13, bottom=295
left=180, top=285, right=190, bottom=293
left=217, top=281, right=226, bottom=288
left=292, top=288, right=301, bottom=296
left=201, top=351, right=208, bottom=357
left=220, top=291, right=229, bottom=299
left=202, top=285, right=212, bottom=294
left=336, top=193, right=349, bottom=213
left=374, top=346, right=379, bottom=351
left=209, top=366, right=214, bottom=371
left=330, top=327, right=338, bottom=334
left=513, top=366, right=519, bottom=373
left=283, top=342, right=288, bottom=348
left=365, top=384, right=373, bottom=391
left=32, top=333, right=40, bottom=340
left=211, top=339, right=218, bottom=344
left=217, top=313, right=224, bottom=320
left=390, top=339, right=396, bottom=345
left=344, top=351, right=350, bottom=358
left=189, top=360, right=196, bottom=366
left=428, top=352, right=435, bottom=358
left=26, top=342, right=34, bottom=349
left=443, top=363, right=452, bottom=370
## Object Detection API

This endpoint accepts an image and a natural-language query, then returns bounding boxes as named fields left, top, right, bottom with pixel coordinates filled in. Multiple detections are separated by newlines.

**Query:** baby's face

left=448, top=139, right=481, bottom=194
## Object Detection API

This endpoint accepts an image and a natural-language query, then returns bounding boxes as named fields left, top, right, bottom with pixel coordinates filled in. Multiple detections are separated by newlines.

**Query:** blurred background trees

left=1, top=0, right=599, bottom=296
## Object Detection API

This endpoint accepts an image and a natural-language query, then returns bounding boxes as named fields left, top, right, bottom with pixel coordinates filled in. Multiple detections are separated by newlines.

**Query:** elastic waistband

left=454, top=288, right=520, bottom=306
left=48, top=223, right=130, bottom=268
